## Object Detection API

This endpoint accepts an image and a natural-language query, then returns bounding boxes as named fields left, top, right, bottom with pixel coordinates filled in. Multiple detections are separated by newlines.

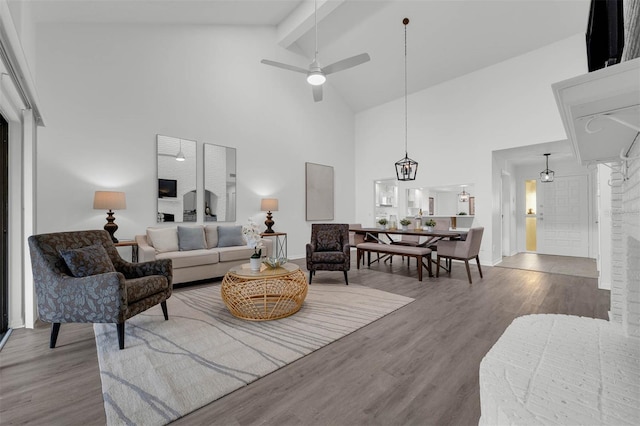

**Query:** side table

left=115, top=240, right=138, bottom=262
left=260, top=232, right=287, bottom=258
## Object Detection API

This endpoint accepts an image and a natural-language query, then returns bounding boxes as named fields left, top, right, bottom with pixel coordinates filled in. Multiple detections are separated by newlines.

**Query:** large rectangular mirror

left=204, top=143, right=236, bottom=222
left=157, top=135, right=197, bottom=222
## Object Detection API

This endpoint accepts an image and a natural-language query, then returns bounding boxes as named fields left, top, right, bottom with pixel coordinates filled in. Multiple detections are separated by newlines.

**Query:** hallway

left=495, top=252, right=598, bottom=279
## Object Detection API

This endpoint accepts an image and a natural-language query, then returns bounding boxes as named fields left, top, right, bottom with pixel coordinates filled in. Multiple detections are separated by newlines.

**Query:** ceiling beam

left=276, top=0, right=345, bottom=49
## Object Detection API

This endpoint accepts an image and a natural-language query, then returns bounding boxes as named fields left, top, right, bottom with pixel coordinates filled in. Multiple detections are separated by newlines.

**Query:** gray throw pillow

left=178, top=226, right=206, bottom=251
left=59, top=244, right=116, bottom=278
left=217, top=225, right=245, bottom=247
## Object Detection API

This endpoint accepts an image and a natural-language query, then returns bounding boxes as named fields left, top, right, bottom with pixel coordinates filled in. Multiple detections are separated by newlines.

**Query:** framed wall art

left=305, top=162, right=334, bottom=221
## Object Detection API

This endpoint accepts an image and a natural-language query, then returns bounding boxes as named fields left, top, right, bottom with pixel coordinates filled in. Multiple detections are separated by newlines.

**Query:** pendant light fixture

left=540, top=153, right=554, bottom=183
left=458, top=185, right=470, bottom=202
left=395, top=18, right=418, bottom=181
left=176, top=139, right=185, bottom=162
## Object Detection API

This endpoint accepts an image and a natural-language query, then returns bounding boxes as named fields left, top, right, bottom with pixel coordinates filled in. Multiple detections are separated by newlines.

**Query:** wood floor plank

left=0, top=258, right=610, bottom=425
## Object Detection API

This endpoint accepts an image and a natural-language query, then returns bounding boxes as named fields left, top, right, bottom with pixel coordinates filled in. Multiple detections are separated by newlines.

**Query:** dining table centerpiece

left=400, top=218, right=412, bottom=231
left=424, top=219, right=436, bottom=232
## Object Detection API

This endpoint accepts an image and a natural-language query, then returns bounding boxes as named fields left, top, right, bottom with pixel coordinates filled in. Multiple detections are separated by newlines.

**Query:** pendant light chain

left=404, top=20, right=408, bottom=156
left=394, top=17, right=417, bottom=181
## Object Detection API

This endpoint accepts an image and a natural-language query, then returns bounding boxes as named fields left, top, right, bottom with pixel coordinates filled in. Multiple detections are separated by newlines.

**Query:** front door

left=537, top=175, right=589, bottom=257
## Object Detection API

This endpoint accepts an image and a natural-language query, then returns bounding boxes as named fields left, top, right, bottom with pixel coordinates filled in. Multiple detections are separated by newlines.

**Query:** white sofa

left=135, top=224, right=273, bottom=285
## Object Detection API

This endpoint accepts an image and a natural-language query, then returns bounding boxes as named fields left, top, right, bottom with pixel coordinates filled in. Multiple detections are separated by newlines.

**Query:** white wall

left=34, top=23, right=356, bottom=260
left=355, top=34, right=588, bottom=265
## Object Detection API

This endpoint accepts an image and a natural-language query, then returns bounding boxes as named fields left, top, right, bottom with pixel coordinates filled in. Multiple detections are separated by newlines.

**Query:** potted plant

left=424, top=219, right=436, bottom=232
left=399, top=218, right=412, bottom=231
left=377, top=218, right=388, bottom=229
left=242, top=219, right=263, bottom=271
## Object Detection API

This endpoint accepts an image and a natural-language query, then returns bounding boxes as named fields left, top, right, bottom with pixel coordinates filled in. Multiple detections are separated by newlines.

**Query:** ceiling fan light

left=307, top=72, right=326, bottom=86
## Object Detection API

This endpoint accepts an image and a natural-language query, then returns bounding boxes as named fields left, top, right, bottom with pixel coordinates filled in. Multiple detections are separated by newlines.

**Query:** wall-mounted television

left=158, top=179, right=177, bottom=198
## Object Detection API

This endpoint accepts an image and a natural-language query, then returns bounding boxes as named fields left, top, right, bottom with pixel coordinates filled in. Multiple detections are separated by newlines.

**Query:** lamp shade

left=260, top=198, right=279, bottom=212
left=93, top=191, right=126, bottom=210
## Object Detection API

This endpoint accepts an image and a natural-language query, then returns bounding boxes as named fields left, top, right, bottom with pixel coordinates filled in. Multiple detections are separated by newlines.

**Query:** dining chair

left=436, top=227, right=484, bottom=284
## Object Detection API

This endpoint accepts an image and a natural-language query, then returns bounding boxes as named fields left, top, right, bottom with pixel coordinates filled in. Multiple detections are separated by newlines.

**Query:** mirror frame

left=203, top=143, right=237, bottom=222
left=157, top=135, right=197, bottom=223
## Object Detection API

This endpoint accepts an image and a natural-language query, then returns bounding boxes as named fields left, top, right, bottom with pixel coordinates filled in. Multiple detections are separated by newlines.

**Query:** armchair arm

left=306, top=243, right=315, bottom=270
left=342, top=244, right=351, bottom=261
left=117, top=258, right=173, bottom=285
left=36, top=272, right=126, bottom=324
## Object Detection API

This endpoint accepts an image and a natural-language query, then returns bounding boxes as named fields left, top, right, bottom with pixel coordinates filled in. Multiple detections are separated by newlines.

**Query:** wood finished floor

left=495, top=252, right=599, bottom=278
left=0, top=257, right=610, bottom=425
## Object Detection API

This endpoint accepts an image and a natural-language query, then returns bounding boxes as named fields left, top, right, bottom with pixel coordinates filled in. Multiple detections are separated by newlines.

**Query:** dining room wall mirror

left=204, top=143, right=236, bottom=222
left=157, top=134, right=197, bottom=222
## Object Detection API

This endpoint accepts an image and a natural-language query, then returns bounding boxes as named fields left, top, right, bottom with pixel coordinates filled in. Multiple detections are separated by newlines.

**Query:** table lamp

left=261, top=198, right=278, bottom=233
left=93, top=191, right=126, bottom=243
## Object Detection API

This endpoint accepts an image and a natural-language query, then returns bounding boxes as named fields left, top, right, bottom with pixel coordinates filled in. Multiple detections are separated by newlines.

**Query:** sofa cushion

left=217, top=246, right=256, bottom=262
left=218, top=225, right=245, bottom=247
left=204, top=224, right=219, bottom=249
left=156, top=249, right=219, bottom=268
left=147, top=227, right=179, bottom=253
left=178, top=225, right=206, bottom=251
left=59, top=244, right=116, bottom=277
left=316, top=229, right=342, bottom=252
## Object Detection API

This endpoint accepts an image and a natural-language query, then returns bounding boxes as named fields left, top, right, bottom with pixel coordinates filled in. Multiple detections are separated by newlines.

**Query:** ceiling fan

left=261, top=0, right=370, bottom=102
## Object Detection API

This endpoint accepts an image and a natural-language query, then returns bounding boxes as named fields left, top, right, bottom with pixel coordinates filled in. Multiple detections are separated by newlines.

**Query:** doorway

left=1, top=113, right=8, bottom=340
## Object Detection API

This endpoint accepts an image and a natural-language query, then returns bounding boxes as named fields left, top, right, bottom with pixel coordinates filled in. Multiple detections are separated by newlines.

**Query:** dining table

left=349, top=227, right=464, bottom=246
left=349, top=227, right=466, bottom=271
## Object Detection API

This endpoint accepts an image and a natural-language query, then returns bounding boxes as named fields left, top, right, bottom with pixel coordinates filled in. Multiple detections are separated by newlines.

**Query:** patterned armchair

left=306, top=224, right=350, bottom=285
left=28, top=230, right=173, bottom=350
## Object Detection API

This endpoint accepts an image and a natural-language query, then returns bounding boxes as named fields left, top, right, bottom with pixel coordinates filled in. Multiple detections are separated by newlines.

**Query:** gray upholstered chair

left=306, top=224, right=350, bottom=285
left=28, top=230, right=173, bottom=350
left=436, top=227, right=484, bottom=284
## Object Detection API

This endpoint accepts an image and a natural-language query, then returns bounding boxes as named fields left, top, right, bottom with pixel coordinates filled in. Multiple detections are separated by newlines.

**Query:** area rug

left=94, top=284, right=414, bottom=425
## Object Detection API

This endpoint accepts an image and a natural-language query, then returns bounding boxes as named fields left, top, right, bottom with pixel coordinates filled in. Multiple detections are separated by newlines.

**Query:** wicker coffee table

left=221, top=263, right=308, bottom=321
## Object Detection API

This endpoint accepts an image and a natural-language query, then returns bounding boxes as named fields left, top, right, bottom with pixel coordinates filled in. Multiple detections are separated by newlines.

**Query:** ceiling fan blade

left=322, top=53, right=370, bottom=75
left=260, top=59, right=308, bottom=74
left=312, top=85, right=323, bottom=102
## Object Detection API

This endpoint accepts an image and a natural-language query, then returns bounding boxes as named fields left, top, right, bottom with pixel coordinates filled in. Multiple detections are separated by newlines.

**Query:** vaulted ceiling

left=24, top=0, right=592, bottom=112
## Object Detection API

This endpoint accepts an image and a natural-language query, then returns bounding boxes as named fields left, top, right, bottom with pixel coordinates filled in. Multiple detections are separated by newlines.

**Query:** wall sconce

left=93, top=191, right=126, bottom=242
